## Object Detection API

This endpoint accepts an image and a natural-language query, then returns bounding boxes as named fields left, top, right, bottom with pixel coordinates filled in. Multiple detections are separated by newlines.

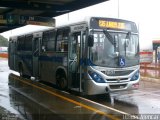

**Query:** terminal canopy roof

left=0, top=0, right=107, bottom=33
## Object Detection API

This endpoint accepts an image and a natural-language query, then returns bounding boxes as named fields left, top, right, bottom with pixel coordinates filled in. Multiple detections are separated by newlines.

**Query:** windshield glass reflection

left=91, top=31, right=139, bottom=67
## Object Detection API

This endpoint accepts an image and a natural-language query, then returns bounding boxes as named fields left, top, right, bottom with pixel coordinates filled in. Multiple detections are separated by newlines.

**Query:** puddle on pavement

left=9, top=88, right=65, bottom=120
left=87, top=89, right=160, bottom=115
left=87, top=94, right=140, bottom=115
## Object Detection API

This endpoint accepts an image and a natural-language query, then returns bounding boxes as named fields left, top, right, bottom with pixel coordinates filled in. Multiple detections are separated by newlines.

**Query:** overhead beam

left=0, top=0, right=108, bottom=33
left=0, top=0, right=107, bottom=12
left=0, top=1, right=69, bottom=11
left=0, top=14, right=55, bottom=27
left=0, top=26, right=17, bottom=33
left=65, top=0, right=107, bottom=11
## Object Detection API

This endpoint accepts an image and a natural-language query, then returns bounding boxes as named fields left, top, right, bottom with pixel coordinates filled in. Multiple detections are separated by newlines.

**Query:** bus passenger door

left=68, top=32, right=83, bottom=92
left=32, top=37, right=41, bottom=78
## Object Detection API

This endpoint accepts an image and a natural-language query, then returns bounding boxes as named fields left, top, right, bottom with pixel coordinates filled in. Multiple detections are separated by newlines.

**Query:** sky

left=1, top=0, right=160, bottom=50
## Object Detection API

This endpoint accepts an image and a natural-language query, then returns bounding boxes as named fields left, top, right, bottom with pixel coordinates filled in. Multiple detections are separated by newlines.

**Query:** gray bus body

left=8, top=17, right=140, bottom=95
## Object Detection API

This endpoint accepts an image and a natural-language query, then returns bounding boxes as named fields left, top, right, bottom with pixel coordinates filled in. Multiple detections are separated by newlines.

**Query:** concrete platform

left=9, top=73, right=127, bottom=120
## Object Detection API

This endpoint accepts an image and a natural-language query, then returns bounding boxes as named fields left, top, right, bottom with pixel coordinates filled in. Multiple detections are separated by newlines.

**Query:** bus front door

left=68, top=32, right=83, bottom=92
left=32, top=37, right=41, bottom=79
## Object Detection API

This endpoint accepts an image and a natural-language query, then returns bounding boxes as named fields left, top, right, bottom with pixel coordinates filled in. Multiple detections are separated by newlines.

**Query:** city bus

left=8, top=17, right=140, bottom=95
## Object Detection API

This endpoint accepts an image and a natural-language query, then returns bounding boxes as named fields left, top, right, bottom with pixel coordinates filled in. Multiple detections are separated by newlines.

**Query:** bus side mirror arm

left=88, top=35, right=94, bottom=47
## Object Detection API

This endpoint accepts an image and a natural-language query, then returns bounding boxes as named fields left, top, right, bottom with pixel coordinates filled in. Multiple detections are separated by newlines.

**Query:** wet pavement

left=0, top=58, right=23, bottom=120
left=1, top=58, right=160, bottom=120
left=9, top=74, right=123, bottom=120
left=140, top=63, right=160, bottom=80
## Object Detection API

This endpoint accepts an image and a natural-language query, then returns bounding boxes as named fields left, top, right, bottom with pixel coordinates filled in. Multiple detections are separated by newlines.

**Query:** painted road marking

left=11, top=75, right=128, bottom=120
left=78, top=96, right=130, bottom=115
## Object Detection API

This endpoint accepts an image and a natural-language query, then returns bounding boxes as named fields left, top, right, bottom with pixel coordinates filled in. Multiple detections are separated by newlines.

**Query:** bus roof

left=10, top=17, right=138, bottom=38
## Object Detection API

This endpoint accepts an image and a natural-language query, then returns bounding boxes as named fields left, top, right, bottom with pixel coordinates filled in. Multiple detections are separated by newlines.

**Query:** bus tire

left=56, top=73, right=67, bottom=90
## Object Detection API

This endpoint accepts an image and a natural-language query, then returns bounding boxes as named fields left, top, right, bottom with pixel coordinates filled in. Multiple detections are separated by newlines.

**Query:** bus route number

left=99, top=20, right=125, bottom=29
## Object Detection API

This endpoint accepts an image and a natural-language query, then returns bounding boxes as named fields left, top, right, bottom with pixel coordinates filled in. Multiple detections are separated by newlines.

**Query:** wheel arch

left=55, top=66, right=68, bottom=78
left=18, top=60, right=31, bottom=77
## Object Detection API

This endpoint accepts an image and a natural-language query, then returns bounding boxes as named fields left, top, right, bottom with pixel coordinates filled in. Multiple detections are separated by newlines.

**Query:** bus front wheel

left=56, top=73, right=67, bottom=90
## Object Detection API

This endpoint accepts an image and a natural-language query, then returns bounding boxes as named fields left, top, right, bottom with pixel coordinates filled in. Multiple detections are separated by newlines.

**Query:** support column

left=155, top=48, right=157, bottom=63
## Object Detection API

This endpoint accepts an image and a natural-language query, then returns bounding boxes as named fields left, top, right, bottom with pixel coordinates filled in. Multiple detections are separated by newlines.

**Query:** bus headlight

left=88, top=71, right=105, bottom=83
left=131, top=70, right=139, bottom=81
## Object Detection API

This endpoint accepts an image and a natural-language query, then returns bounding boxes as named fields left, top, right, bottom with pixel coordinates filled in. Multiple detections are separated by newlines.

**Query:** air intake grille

left=106, top=78, right=129, bottom=83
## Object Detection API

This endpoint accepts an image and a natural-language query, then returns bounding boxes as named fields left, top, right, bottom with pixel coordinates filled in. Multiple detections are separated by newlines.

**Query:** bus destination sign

left=99, top=20, right=125, bottom=29
left=90, top=17, right=138, bottom=32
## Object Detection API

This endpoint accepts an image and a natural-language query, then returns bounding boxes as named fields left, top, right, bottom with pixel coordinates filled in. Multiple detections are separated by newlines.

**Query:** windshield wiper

left=103, top=29, right=119, bottom=56
left=103, top=29, right=114, bottom=45
left=124, top=31, right=131, bottom=56
left=125, top=31, right=131, bottom=39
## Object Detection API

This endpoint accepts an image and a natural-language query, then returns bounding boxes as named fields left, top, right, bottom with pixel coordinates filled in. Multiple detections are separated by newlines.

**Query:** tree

left=0, top=35, right=8, bottom=47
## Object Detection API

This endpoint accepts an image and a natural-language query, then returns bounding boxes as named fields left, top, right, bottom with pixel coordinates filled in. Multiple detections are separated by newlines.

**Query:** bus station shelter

left=0, top=0, right=107, bottom=33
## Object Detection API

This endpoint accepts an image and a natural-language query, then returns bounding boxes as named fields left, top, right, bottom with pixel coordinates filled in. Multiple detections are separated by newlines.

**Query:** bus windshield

left=91, top=31, right=139, bottom=67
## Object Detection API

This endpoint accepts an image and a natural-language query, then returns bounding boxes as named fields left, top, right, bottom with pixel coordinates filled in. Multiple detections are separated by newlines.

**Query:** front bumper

left=85, top=78, right=140, bottom=95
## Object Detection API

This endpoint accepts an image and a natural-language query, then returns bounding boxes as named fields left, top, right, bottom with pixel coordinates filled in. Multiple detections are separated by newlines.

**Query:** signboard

left=71, top=24, right=87, bottom=32
left=0, top=14, right=55, bottom=27
left=0, top=15, right=7, bottom=24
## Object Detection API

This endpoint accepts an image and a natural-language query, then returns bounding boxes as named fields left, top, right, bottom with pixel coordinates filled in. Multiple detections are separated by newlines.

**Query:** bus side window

left=17, top=36, right=25, bottom=51
left=42, top=30, right=56, bottom=52
left=56, top=30, right=63, bottom=51
left=25, top=34, right=33, bottom=51
left=56, top=28, right=69, bottom=52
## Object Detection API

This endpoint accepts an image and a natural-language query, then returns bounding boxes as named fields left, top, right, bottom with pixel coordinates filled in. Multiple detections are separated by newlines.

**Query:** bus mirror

left=88, top=35, right=94, bottom=47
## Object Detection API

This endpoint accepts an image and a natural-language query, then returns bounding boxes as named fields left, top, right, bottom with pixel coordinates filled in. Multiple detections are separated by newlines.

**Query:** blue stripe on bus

left=18, top=54, right=32, bottom=59
left=18, top=54, right=96, bottom=66
left=39, top=56, right=63, bottom=62
left=80, top=58, right=96, bottom=66
left=39, top=57, right=96, bottom=66
left=18, top=54, right=63, bottom=63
